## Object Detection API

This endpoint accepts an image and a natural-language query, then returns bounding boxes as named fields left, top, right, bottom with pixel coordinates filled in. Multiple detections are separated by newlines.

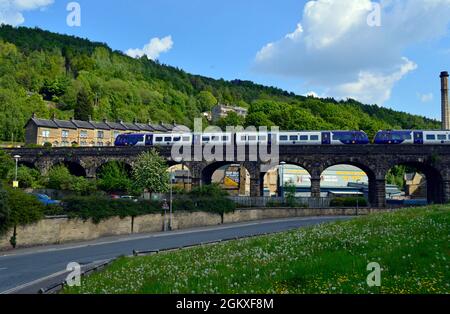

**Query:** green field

left=64, top=206, right=450, bottom=294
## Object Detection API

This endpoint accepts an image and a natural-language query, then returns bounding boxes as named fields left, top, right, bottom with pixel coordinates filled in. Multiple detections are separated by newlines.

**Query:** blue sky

left=3, top=0, right=450, bottom=119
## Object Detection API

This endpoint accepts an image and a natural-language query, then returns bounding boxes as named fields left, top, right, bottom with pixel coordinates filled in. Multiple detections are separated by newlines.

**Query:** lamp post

left=169, top=172, right=176, bottom=231
left=280, top=162, right=286, bottom=198
left=13, top=155, right=21, bottom=188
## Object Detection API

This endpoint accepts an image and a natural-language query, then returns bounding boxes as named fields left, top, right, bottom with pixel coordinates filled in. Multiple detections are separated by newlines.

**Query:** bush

left=173, top=185, right=236, bottom=214
left=45, top=165, right=95, bottom=195
left=97, top=162, right=133, bottom=193
left=62, top=196, right=163, bottom=224
left=0, top=183, right=9, bottom=235
left=330, top=197, right=368, bottom=207
left=5, top=187, right=45, bottom=227
left=7, top=166, right=42, bottom=189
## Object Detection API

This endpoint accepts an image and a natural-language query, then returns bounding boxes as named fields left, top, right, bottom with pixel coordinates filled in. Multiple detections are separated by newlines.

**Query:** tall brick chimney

left=441, top=71, right=449, bottom=130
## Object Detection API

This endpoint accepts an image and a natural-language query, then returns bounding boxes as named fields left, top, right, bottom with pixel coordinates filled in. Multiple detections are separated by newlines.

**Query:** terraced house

left=24, top=114, right=182, bottom=147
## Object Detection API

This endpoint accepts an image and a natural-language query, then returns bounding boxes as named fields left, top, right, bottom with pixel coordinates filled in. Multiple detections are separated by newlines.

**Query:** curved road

left=0, top=216, right=352, bottom=294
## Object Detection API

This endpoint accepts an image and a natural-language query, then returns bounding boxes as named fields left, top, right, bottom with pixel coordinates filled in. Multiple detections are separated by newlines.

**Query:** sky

left=1, top=0, right=450, bottom=120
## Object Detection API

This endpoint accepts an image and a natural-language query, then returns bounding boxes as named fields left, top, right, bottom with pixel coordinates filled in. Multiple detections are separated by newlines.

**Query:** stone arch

left=263, top=162, right=312, bottom=197
left=96, top=160, right=133, bottom=178
left=54, top=160, right=87, bottom=177
left=318, top=158, right=382, bottom=207
left=319, top=163, right=370, bottom=199
left=201, top=161, right=252, bottom=196
left=18, top=160, right=37, bottom=170
left=167, top=163, right=192, bottom=191
left=386, top=160, right=445, bottom=204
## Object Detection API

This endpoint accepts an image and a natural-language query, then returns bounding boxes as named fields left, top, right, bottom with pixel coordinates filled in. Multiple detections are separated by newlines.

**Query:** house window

left=97, top=131, right=104, bottom=139
left=42, top=130, right=50, bottom=138
left=80, top=141, right=87, bottom=146
left=80, top=130, right=88, bottom=138
left=97, top=142, right=104, bottom=147
left=62, top=130, right=69, bottom=138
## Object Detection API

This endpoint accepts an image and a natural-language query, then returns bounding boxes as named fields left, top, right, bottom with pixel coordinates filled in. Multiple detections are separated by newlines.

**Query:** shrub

left=5, top=187, right=45, bottom=227
left=97, top=162, right=132, bottom=193
left=62, top=196, right=163, bottom=224
left=173, top=185, right=236, bottom=214
left=0, top=183, right=9, bottom=235
left=45, top=165, right=95, bottom=195
left=0, top=149, right=14, bottom=180
left=330, top=197, right=367, bottom=207
left=7, top=166, right=42, bottom=189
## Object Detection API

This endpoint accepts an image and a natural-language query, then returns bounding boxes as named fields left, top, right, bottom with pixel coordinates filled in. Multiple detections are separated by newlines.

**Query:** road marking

left=0, top=259, right=110, bottom=294
left=0, top=216, right=352, bottom=259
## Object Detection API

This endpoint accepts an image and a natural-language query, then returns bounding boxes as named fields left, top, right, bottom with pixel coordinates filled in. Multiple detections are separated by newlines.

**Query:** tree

left=0, top=149, right=14, bottom=180
left=97, top=162, right=132, bottom=193
left=132, top=150, right=169, bottom=196
left=74, top=89, right=93, bottom=121
left=0, top=183, right=9, bottom=235
left=217, top=112, right=245, bottom=129
left=196, top=91, right=217, bottom=112
left=7, top=166, right=42, bottom=189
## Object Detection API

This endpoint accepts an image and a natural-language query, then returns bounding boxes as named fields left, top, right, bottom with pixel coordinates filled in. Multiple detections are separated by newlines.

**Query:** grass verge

left=64, top=205, right=450, bottom=294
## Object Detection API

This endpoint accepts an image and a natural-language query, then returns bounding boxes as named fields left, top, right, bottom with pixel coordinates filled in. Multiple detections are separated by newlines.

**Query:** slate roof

left=105, top=121, right=127, bottom=131
left=120, top=122, right=141, bottom=131
left=71, top=119, right=95, bottom=130
left=134, top=123, right=156, bottom=132
left=26, top=117, right=58, bottom=129
left=89, top=120, right=111, bottom=130
left=52, top=119, right=78, bottom=130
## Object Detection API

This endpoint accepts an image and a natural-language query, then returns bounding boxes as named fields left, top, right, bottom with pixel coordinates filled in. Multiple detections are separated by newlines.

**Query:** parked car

left=120, top=195, right=138, bottom=202
left=32, top=194, right=61, bottom=206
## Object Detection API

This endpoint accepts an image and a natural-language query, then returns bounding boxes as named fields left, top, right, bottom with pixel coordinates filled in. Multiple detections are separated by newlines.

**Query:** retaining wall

left=0, top=207, right=386, bottom=250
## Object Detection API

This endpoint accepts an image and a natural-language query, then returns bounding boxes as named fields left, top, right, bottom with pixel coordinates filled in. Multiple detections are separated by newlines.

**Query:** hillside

left=0, top=25, right=440, bottom=142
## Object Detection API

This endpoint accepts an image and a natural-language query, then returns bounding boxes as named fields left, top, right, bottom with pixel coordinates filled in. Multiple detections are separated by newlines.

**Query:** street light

left=13, top=155, right=21, bottom=188
left=280, top=162, right=286, bottom=198
left=169, top=171, right=176, bottom=231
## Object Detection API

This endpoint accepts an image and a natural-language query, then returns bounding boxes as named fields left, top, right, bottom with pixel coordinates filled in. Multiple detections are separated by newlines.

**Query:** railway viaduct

left=6, top=145, right=450, bottom=208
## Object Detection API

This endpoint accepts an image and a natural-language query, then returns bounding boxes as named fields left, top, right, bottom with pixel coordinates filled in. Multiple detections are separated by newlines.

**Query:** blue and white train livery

left=374, top=130, right=450, bottom=145
left=114, top=131, right=370, bottom=147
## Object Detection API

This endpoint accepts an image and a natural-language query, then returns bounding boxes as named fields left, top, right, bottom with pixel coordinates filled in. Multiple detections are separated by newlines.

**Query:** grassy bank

left=64, top=205, right=450, bottom=294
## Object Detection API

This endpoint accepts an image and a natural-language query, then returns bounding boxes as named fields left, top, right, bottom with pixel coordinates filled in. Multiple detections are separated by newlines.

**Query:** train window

left=248, top=136, right=257, bottom=141
left=223, top=136, right=229, bottom=141
left=164, top=137, right=172, bottom=142
left=290, top=136, right=298, bottom=141
left=279, top=135, right=288, bottom=141
left=426, top=134, right=436, bottom=140
left=299, top=135, right=308, bottom=141
left=438, top=135, right=446, bottom=140
left=173, top=137, right=181, bottom=142
left=310, top=135, right=319, bottom=141
left=182, top=136, right=190, bottom=142
left=211, top=136, right=219, bottom=141
left=202, top=136, right=210, bottom=142
left=155, top=137, right=163, bottom=142
left=258, top=136, right=267, bottom=141
left=241, top=136, right=247, bottom=141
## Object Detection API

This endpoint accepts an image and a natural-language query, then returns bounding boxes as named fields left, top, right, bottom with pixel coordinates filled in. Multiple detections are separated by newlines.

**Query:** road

left=0, top=216, right=352, bottom=294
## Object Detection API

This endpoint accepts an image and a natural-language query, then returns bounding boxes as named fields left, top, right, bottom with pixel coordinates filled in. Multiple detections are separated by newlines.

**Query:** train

left=114, top=130, right=450, bottom=147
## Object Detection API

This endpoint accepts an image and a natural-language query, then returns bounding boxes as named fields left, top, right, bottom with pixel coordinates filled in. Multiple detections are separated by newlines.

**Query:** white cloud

left=417, top=92, right=434, bottom=103
left=0, top=0, right=53, bottom=26
left=125, top=36, right=173, bottom=60
left=254, top=0, right=450, bottom=105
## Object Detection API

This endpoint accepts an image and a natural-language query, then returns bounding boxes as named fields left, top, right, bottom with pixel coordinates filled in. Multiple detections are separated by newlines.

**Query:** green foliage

left=0, top=149, right=14, bottom=180
left=7, top=165, right=42, bottom=189
left=0, top=183, right=10, bottom=235
left=74, top=89, right=93, bottom=121
left=386, top=165, right=407, bottom=189
left=132, top=150, right=169, bottom=195
left=97, top=162, right=133, bottom=193
left=5, top=187, right=45, bottom=227
left=64, top=205, right=450, bottom=294
left=62, top=196, right=162, bottom=224
left=45, top=165, right=95, bottom=195
left=330, top=197, right=368, bottom=207
left=216, top=112, right=245, bottom=130
left=173, top=184, right=236, bottom=214
left=0, top=25, right=440, bottom=142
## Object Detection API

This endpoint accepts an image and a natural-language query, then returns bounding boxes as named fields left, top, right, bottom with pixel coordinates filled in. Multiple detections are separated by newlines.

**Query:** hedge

left=329, top=197, right=368, bottom=207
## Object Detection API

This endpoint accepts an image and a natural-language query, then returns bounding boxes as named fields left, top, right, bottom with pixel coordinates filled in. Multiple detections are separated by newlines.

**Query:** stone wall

left=0, top=208, right=386, bottom=250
